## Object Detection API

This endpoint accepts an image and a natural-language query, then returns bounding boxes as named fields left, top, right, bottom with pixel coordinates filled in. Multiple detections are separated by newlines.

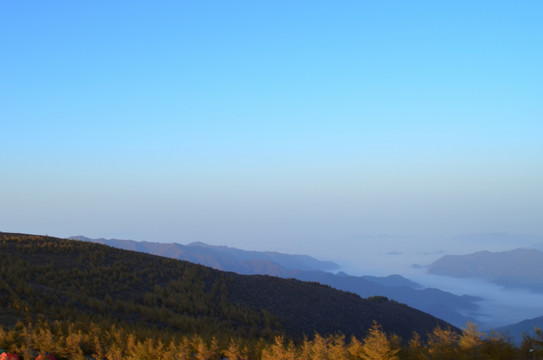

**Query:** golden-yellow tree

left=403, top=331, right=427, bottom=360
left=427, top=326, right=458, bottom=360
left=458, top=322, right=483, bottom=360
left=358, top=321, right=400, bottom=360
left=481, top=330, right=516, bottom=360
left=261, top=335, right=297, bottom=360
left=223, top=338, right=249, bottom=360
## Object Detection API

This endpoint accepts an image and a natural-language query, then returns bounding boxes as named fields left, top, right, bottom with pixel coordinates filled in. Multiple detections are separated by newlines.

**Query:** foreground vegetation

left=1, top=320, right=542, bottom=360
left=2, top=232, right=542, bottom=359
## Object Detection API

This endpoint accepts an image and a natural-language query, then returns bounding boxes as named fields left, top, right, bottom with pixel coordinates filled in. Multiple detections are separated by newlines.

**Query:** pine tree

left=194, top=336, right=219, bottom=360
left=481, top=330, right=516, bottom=360
left=458, top=322, right=483, bottom=360
left=224, top=338, right=248, bottom=360
left=0, top=327, right=9, bottom=351
left=427, top=326, right=458, bottom=360
left=348, top=335, right=364, bottom=360
left=105, top=343, right=124, bottom=360
left=310, top=333, right=330, bottom=360
left=261, top=336, right=297, bottom=360
left=64, top=331, right=85, bottom=360
left=404, top=332, right=427, bottom=360
left=328, top=334, right=348, bottom=360
left=35, top=325, right=57, bottom=355
left=14, top=324, right=35, bottom=360
left=360, top=321, right=400, bottom=360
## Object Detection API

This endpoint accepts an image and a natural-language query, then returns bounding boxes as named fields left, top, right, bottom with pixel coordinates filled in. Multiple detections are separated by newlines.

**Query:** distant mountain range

left=494, top=315, right=543, bottom=345
left=70, top=236, right=339, bottom=275
left=71, top=236, right=480, bottom=327
left=427, top=248, right=543, bottom=292
left=1, top=232, right=453, bottom=342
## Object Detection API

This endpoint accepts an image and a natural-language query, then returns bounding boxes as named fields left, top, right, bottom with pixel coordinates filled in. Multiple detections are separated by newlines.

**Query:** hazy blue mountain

left=295, top=271, right=479, bottom=328
left=185, top=240, right=340, bottom=271
left=72, top=236, right=480, bottom=327
left=70, top=236, right=339, bottom=275
left=360, top=273, right=422, bottom=289
left=492, top=315, right=543, bottom=345
left=428, top=248, right=543, bottom=292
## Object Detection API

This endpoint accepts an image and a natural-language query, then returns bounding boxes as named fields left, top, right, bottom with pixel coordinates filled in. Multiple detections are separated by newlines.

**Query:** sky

left=1, top=1, right=542, bottom=263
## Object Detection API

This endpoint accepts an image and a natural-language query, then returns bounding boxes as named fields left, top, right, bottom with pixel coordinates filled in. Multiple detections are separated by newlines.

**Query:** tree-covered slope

left=72, top=236, right=480, bottom=327
left=0, top=232, right=452, bottom=341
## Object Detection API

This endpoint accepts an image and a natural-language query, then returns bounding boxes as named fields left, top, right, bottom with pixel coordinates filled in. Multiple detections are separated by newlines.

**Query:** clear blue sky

left=1, top=1, right=542, bottom=259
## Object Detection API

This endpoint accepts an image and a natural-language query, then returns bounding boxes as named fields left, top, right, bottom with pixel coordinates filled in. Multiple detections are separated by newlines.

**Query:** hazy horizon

left=2, top=1, right=542, bottom=285
left=68, top=231, right=543, bottom=330
left=65, top=231, right=543, bottom=274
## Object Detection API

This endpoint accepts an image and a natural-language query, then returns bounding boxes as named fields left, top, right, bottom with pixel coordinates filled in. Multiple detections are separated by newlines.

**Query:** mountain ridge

left=71, top=235, right=480, bottom=327
left=1, top=231, right=454, bottom=342
left=71, top=235, right=339, bottom=274
left=493, top=315, right=543, bottom=345
left=427, top=248, right=543, bottom=292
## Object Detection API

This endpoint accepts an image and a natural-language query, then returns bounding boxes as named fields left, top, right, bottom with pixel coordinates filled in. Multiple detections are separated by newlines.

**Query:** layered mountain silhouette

left=428, top=248, right=543, bottom=292
left=71, top=236, right=479, bottom=327
left=493, top=315, right=543, bottom=345
left=1, top=232, right=453, bottom=341
left=70, top=236, right=339, bottom=275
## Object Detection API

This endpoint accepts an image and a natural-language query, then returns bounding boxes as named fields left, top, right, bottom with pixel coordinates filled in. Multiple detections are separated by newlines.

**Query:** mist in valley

left=328, top=232, right=543, bottom=330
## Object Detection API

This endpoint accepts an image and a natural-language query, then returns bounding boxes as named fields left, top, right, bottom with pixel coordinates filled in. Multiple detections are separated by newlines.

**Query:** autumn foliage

left=1, top=320, right=542, bottom=360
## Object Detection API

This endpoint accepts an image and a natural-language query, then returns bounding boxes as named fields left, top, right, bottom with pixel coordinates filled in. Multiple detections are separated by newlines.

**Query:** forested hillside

left=1, top=232, right=542, bottom=359
left=73, top=236, right=480, bottom=327
left=0, top=232, right=449, bottom=339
